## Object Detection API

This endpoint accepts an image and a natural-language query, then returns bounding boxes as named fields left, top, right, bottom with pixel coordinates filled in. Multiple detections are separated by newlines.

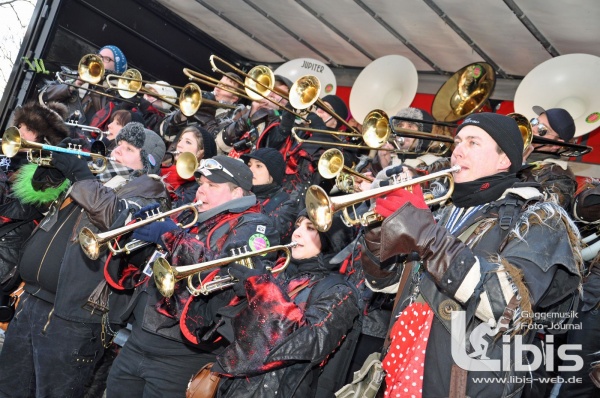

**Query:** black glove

left=133, top=203, right=162, bottom=220
left=228, top=260, right=269, bottom=297
left=50, top=151, right=95, bottom=183
left=131, top=218, right=179, bottom=246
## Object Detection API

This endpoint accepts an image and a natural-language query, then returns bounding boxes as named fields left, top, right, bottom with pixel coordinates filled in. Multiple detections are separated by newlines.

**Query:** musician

left=40, top=45, right=128, bottom=126
left=557, top=179, right=600, bottom=398
left=263, top=94, right=352, bottom=209
left=159, top=72, right=244, bottom=149
left=104, top=155, right=279, bottom=398
left=361, top=113, right=581, bottom=397
left=520, top=106, right=578, bottom=211
left=241, top=147, right=298, bottom=242
left=161, top=125, right=217, bottom=207
left=216, top=74, right=292, bottom=156
left=0, top=101, right=71, bottom=330
left=0, top=122, right=169, bottom=397
left=210, top=210, right=359, bottom=397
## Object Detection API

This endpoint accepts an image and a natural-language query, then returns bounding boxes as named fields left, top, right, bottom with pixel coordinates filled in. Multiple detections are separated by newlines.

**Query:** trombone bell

left=78, top=54, right=105, bottom=85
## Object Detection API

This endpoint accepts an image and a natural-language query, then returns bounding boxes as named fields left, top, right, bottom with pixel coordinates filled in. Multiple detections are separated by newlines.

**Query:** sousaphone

left=349, top=55, right=418, bottom=122
left=514, top=53, right=600, bottom=137
left=432, top=62, right=496, bottom=122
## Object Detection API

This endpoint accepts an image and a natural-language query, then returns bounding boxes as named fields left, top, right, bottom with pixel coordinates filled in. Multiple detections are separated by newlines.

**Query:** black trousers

left=0, top=292, right=104, bottom=398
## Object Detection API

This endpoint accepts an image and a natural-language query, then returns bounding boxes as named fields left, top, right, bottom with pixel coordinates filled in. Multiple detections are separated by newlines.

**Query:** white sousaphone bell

left=514, top=53, right=600, bottom=137
left=349, top=55, right=418, bottom=122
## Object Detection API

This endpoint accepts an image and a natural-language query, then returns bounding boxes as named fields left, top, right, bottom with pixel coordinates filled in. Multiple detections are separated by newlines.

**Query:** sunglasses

left=198, top=158, right=234, bottom=178
left=530, top=118, right=550, bottom=137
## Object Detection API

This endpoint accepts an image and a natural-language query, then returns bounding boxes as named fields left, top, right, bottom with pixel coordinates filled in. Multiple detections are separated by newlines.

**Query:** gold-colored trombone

left=318, top=148, right=374, bottom=193
left=289, top=75, right=360, bottom=134
left=78, top=54, right=105, bottom=85
left=306, top=166, right=461, bottom=232
left=389, top=116, right=456, bottom=156
left=183, top=67, right=254, bottom=102
left=1, top=127, right=111, bottom=173
left=78, top=201, right=201, bottom=260
left=508, top=113, right=592, bottom=157
left=153, top=241, right=298, bottom=297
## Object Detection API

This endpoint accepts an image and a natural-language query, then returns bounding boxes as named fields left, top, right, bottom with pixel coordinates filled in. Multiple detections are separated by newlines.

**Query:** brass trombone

left=389, top=116, right=456, bottom=156
left=305, top=166, right=461, bottom=232
left=289, top=75, right=360, bottom=134
left=508, top=113, right=592, bottom=157
left=209, top=56, right=310, bottom=121
left=318, top=148, right=374, bottom=193
left=183, top=67, right=254, bottom=102
left=153, top=241, right=298, bottom=297
left=79, top=201, right=201, bottom=260
left=1, top=127, right=111, bottom=173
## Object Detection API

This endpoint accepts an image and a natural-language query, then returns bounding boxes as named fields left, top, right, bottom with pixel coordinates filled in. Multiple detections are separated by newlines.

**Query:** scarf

left=94, top=158, right=137, bottom=184
left=451, top=172, right=519, bottom=208
left=251, top=182, right=281, bottom=201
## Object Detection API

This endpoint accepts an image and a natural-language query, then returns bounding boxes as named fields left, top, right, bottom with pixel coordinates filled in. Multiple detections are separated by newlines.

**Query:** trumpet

left=153, top=242, right=298, bottom=297
left=1, top=127, right=111, bottom=173
left=79, top=202, right=201, bottom=260
left=306, top=166, right=460, bottom=232
left=64, top=121, right=104, bottom=142
left=161, top=151, right=199, bottom=179
left=318, top=148, right=373, bottom=193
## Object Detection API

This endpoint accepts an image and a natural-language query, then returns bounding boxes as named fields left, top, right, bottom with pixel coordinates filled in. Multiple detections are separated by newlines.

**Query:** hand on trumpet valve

left=374, top=184, right=427, bottom=218
left=133, top=203, right=162, bottom=220
left=50, top=148, right=95, bottom=183
left=227, top=260, right=269, bottom=297
left=131, top=217, right=179, bottom=246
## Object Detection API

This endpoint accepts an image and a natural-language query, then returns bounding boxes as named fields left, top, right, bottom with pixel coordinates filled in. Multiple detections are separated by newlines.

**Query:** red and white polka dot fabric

left=382, top=302, right=434, bottom=398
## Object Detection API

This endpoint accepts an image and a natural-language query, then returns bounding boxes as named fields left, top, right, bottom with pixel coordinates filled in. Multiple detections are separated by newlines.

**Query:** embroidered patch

left=148, top=154, right=156, bottom=167
left=248, top=233, right=270, bottom=252
left=257, top=225, right=266, bottom=233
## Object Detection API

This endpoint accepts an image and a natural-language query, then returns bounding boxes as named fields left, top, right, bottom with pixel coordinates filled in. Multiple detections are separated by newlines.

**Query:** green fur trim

left=11, top=164, right=70, bottom=205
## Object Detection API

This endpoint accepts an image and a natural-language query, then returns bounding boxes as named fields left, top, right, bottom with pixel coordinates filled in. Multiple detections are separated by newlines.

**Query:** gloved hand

left=131, top=218, right=179, bottom=246
left=50, top=150, right=95, bottom=183
left=374, top=184, right=427, bottom=218
left=228, top=260, right=269, bottom=297
left=133, top=203, right=162, bottom=220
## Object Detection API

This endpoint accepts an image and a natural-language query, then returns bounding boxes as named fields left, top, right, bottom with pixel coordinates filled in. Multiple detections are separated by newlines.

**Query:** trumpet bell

left=154, top=257, right=176, bottom=298
left=507, top=113, right=533, bottom=151
left=1, top=126, right=21, bottom=157
left=432, top=62, right=495, bottom=122
left=318, top=148, right=345, bottom=179
left=176, top=152, right=199, bottom=180
left=514, top=53, right=600, bottom=137
left=306, top=185, right=334, bottom=232
left=117, top=69, right=143, bottom=99
left=79, top=227, right=102, bottom=260
left=350, top=55, right=418, bottom=122
left=179, top=83, right=202, bottom=117
left=362, top=109, right=390, bottom=148
left=245, top=65, right=274, bottom=101
left=78, top=54, right=105, bottom=85
left=289, top=75, right=321, bottom=110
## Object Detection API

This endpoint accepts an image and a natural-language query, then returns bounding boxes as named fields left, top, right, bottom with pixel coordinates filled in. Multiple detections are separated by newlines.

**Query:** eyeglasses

left=198, top=158, right=234, bottom=178
left=530, top=118, right=550, bottom=137
left=98, top=54, right=114, bottom=64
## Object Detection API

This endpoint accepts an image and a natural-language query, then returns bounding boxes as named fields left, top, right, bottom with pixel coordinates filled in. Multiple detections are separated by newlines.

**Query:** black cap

left=194, top=155, right=253, bottom=191
left=241, top=148, right=286, bottom=185
left=321, top=95, right=348, bottom=129
left=456, top=113, right=523, bottom=174
left=274, top=74, right=293, bottom=89
left=532, top=106, right=576, bottom=141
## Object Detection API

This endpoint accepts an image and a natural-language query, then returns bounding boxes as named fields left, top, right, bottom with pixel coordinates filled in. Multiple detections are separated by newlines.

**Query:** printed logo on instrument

left=249, top=233, right=270, bottom=252
left=585, top=112, right=600, bottom=124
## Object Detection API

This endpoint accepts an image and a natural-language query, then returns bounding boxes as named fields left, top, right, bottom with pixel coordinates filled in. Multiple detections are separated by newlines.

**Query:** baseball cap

left=532, top=106, right=576, bottom=141
left=194, top=155, right=253, bottom=191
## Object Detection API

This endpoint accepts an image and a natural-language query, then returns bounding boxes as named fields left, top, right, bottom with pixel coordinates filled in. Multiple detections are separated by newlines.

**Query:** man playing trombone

left=104, top=155, right=280, bottom=398
left=359, top=113, right=582, bottom=397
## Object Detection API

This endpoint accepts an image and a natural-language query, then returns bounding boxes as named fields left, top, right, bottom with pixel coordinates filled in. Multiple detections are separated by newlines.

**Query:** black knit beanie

left=321, top=95, right=348, bottom=129
left=456, top=113, right=523, bottom=174
left=241, top=148, right=286, bottom=185
left=115, top=122, right=166, bottom=174
left=199, top=128, right=217, bottom=159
